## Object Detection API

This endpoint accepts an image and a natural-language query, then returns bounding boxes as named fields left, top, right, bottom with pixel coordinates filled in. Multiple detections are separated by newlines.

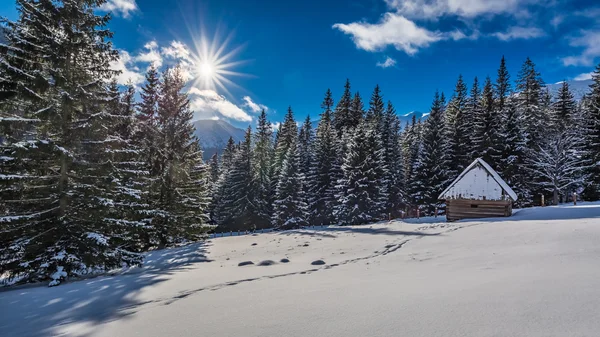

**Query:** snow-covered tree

left=412, top=91, right=449, bottom=214
left=336, top=120, right=386, bottom=225
left=251, top=110, right=274, bottom=229
left=272, top=142, right=307, bottom=229
left=308, top=89, right=338, bottom=226
left=0, top=0, right=145, bottom=285
left=473, top=76, right=502, bottom=167
left=527, top=130, right=588, bottom=205
left=333, top=79, right=353, bottom=134
left=581, top=64, right=600, bottom=200
left=445, top=75, right=471, bottom=176
left=213, top=127, right=254, bottom=231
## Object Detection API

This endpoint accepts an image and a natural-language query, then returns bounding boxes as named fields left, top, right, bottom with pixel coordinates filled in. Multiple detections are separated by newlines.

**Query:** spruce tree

left=412, top=91, right=449, bottom=214
left=272, top=142, right=307, bottom=229
left=445, top=75, right=470, bottom=176
left=350, top=91, right=365, bottom=127
left=552, top=81, right=577, bottom=132
left=500, top=98, right=530, bottom=206
left=516, top=57, right=546, bottom=147
left=273, top=106, right=298, bottom=182
left=336, top=121, right=385, bottom=224
left=251, top=110, right=274, bottom=229
left=382, top=101, right=405, bottom=217
left=474, top=76, right=502, bottom=167
left=213, top=127, right=254, bottom=231
left=150, top=65, right=210, bottom=246
left=582, top=64, right=600, bottom=200
left=308, top=89, right=337, bottom=226
left=333, top=79, right=353, bottom=134
left=0, top=0, right=143, bottom=285
left=468, top=77, right=483, bottom=160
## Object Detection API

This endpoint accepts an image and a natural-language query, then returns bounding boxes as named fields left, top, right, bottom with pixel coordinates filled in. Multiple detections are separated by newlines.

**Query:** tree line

left=212, top=57, right=600, bottom=233
left=1, top=0, right=600, bottom=286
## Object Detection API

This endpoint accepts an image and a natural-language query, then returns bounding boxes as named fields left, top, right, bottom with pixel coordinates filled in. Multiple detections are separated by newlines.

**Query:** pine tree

left=412, top=91, right=449, bottom=214
left=468, top=77, right=483, bottom=160
left=474, top=76, right=502, bottom=167
left=552, top=81, right=577, bottom=132
left=137, top=65, right=161, bottom=176
left=582, top=64, right=600, bottom=200
left=382, top=101, right=405, bottom=217
left=214, top=127, right=254, bottom=231
left=150, top=65, right=210, bottom=246
left=500, top=98, right=530, bottom=206
left=333, top=79, right=353, bottom=134
left=402, top=115, right=420, bottom=200
left=336, top=121, right=385, bottom=224
left=516, top=57, right=546, bottom=147
left=251, top=110, right=274, bottom=229
left=273, top=106, right=298, bottom=182
left=298, top=115, right=314, bottom=175
left=208, top=153, right=220, bottom=194
left=350, top=92, right=365, bottom=127
left=272, top=142, right=307, bottom=229
left=0, top=0, right=143, bottom=285
left=445, top=75, right=470, bottom=177
left=308, top=89, right=338, bottom=226
left=495, top=56, right=511, bottom=113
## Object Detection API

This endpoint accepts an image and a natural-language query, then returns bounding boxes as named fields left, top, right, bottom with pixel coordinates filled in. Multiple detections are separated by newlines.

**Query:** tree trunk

left=553, top=187, right=559, bottom=206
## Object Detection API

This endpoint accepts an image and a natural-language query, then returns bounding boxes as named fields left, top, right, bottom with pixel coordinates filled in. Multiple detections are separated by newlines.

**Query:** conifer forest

left=2, top=0, right=600, bottom=286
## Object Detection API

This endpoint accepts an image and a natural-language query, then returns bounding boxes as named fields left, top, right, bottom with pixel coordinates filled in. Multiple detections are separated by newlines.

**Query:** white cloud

left=162, top=41, right=191, bottom=61
left=271, top=122, right=281, bottom=132
left=333, top=13, right=442, bottom=55
left=493, top=26, right=545, bottom=41
left=562, top=30, right=600, bottom=66
left=110, top=50, right=144, bottom=85
left=376, top=56, right=397, bottom=68
left=189, top=88, right=252, bottom=122
left=134, top=41, right=163, bottom=68
left=574, top=72, right=594, bottom=81
left=242, top=96, right=268, bottom=113
left=144, top=41, right=158, bottom=50
left=100, top=0, right=138, bottom=18
left=384, top=0, right=526, bottom=20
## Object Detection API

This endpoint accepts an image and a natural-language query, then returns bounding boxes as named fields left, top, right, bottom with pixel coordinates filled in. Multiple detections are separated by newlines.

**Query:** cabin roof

left=438, top=158, right=518, bottom=201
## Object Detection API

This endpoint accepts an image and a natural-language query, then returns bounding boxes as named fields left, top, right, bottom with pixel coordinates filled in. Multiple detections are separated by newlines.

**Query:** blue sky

left=2, top=0, right=600, bottom=128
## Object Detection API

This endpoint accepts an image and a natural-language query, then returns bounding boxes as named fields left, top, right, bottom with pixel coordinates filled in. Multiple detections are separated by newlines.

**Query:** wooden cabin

left=439, top=158, right=518, bottom=222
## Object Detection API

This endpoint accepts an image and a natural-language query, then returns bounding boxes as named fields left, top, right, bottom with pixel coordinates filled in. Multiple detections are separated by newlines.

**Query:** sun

left=180, top=26, right=251, bottom=97
left=199, top=62, right=214, bottom=78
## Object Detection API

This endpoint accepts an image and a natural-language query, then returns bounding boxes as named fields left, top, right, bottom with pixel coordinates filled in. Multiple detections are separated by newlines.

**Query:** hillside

left=2, top=203, right=600, bottom=337
left=193, top=119, right=246, bottom=159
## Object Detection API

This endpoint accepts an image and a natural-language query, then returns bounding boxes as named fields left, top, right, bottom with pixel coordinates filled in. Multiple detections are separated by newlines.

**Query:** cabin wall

left=446, top=199, right=512, bottom=222
left=442, top=165, right=507, bottom=201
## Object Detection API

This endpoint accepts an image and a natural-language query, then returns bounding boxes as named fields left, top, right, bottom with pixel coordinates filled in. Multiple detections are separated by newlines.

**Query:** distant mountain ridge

left=193, top=119, right=245, bottom=160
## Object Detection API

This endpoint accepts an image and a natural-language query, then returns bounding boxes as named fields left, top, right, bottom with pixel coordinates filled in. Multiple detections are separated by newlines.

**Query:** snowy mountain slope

left=193, top=119, right=245, bottom=159
left=546, top=79, right=593, bottom=101
left=399, top=111, right=426, bottom=124
left=2, top=202, right=600, bottom=337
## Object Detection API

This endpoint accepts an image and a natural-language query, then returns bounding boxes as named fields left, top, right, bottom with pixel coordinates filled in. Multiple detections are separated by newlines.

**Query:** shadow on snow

left=0, top=241, right=212, bottom=337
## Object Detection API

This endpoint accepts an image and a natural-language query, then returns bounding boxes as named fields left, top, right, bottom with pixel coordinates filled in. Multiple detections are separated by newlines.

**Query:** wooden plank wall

left=446, top=199, right=512, bottom=221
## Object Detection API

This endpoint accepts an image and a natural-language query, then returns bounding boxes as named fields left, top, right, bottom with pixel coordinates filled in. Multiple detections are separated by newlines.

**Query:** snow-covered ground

left=2, top=203, right=600, bottom=337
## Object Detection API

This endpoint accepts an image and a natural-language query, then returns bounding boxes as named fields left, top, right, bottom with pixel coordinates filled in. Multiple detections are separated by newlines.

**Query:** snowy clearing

left=2, top=203, right=600, bottom=337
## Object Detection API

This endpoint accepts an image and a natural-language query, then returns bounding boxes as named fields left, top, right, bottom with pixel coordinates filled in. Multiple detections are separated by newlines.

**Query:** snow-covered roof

left=438, top=158, right=518, bottom=201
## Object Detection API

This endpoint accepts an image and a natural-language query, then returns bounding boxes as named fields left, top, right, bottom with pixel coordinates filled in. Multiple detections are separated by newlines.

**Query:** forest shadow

left=0, top=241, right=212, bottom=337
left=282, top=226, right=440, bottom=237
left=458, top=202, right=600, bottom=223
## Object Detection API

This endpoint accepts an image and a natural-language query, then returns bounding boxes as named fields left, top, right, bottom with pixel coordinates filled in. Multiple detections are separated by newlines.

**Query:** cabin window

left=471, top=204, right=478, bottom=208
